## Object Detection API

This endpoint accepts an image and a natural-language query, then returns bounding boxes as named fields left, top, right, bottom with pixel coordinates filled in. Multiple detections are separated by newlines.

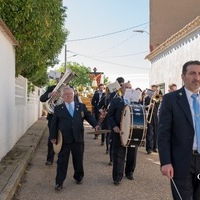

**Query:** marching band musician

left=91, top=83, right=105, bottom=141
left=40, top=72, right=64, bottom=165
left=107, top=82, right=138, bottom=186
left=50, top=87, right=100, bottom=191
left=144, top=85, right=161, bottom=154
left=98, top=87, right=113, bottom=165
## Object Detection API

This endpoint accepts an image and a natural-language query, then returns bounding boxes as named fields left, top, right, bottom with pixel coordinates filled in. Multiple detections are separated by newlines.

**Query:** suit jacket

left=91, top=91, right=105, bottom=113
left=158, top=87, right=195, bottom=178
left=107, top=97, right=125, bottom=129
left=50, top=102, right=98, bottom=144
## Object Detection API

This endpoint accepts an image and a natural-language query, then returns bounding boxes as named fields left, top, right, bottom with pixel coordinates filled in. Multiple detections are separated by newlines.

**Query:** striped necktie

left=191, top=94, right=200, bottom=153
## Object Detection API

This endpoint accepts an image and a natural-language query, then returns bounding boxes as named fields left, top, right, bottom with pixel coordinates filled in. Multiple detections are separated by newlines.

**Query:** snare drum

left=120, top=102, right=146, bottom=147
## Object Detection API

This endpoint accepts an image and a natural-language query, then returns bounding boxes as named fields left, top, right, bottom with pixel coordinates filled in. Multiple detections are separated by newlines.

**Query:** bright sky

left=58, top=0, right=150, bottom=90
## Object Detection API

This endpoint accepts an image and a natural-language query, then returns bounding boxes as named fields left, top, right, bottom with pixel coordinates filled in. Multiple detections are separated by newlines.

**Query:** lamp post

left=133, top=30, right=149, bottom=35
left=65, top=44, right=67, bottom=71
left=133, top=30, right=152, bottom=51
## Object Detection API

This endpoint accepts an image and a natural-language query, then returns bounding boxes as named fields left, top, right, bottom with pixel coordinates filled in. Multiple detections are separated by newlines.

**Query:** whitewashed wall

left=0, top=30, right=43, bottom=161
left=149, top=28, right=200, bottom=93
left=0, top=30, right=16, bottom=161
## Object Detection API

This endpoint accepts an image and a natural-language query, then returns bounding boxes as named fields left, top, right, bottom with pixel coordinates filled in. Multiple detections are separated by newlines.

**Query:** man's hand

left=51, top=139, right=57, bottom=144
left=113, top=126, right=120, bottom=133
left=50, top=91, right=60, bottom=98
left=160, top=164, right=174, bottom=178
left=95, top=125, right=100, bottom=131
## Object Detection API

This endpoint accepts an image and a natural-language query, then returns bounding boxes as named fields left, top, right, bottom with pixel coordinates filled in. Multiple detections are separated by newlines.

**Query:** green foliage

left=68, top=62, right=92, bottom=87
left=0, top=0, right=68, bottom=86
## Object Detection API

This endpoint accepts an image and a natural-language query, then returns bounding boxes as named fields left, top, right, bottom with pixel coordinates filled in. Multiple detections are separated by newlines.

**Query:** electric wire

left=67, top=22, right=149, bottom=42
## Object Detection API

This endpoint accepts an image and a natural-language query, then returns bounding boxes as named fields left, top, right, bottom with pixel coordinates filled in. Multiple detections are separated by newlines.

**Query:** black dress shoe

left=55, top=184, right=63, bottom=191
left=126, top=175, right=134, bottom=180
left=108, top=161, right=113, bottom=166
left=76, top=178, right=83, bottom=184
left=45, top=161, right=53, bottom=165
left=113, top=180, right=121, bottom=186
left=147, top=150, right=152, bottom=154
left=153, top=149, right=158, bottom=153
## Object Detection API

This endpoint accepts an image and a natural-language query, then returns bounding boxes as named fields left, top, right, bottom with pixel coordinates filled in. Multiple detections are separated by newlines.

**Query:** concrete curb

left=0, top=117, right=47, bottom=200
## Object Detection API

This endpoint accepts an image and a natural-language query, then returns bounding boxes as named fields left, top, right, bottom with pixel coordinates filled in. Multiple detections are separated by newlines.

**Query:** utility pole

left=65, top=44, right=67, bottom=71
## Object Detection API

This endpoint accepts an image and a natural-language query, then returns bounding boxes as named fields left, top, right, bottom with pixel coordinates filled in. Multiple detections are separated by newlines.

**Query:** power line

left=67, top=50, right=150, bottom=70
left=67, top=22, right=149, bottom=42
left=92, top=51, right=148, bottom=58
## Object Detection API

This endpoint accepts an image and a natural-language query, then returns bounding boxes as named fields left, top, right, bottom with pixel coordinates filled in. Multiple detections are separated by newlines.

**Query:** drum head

left=120, top=105, right=131, bottom=146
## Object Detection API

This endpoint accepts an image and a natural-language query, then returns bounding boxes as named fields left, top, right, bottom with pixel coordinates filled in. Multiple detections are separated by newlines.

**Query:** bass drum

left=120, top=102, right=147, bottom=147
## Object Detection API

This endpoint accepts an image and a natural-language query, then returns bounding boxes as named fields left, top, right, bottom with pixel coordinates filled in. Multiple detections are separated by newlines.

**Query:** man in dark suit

left=107, top=82, right=138, bottom=186
left=144, top=85, right=160, bottom=154
left=158, top=60, right=200, bottom=199
left=91, top=83, right=105, bottom=140
left=40, top=84, right=59, bottom=165
left=50, top=87, right=99, bottom=191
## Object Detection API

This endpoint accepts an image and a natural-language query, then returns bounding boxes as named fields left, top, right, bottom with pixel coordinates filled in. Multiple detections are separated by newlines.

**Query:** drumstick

left=170, top=178, right=182, bottom=200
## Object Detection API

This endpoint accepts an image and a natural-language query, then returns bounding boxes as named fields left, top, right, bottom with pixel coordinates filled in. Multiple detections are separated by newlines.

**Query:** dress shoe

left=55, top=184, right=63, bottom=191
left=108, top=161, right=113, bottom=166
left=45, top=161, right=53, bottom=165
left=76, top=178, right=83, bottom=184
left=147, top=150, right=152, bottom=154
left=153, top=148, right=158, bottom=153
left=126, top=175, right=134, bottom=180
left=113, top=180, right=121, bottom=186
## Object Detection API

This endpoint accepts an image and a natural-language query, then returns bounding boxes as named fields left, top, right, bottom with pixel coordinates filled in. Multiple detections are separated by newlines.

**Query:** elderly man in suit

left=158, top=60, right=200, bottom=200
left=50, top=87, right=99, bottom=191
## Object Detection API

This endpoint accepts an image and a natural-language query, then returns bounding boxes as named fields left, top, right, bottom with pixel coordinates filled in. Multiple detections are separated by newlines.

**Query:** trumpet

left=146, top=90, right=162, bottom=123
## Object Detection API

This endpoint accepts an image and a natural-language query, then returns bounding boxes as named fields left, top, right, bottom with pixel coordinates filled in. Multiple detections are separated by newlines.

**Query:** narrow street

left=13, top=122, right=172, bottom=200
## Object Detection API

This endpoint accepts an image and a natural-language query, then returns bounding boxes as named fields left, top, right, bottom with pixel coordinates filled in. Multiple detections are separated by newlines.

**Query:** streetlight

left=133, top=30, right=149, bottom=35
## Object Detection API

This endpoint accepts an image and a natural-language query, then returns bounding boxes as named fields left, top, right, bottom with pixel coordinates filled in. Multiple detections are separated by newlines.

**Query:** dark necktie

left=191, top=94, right=200, bottom=153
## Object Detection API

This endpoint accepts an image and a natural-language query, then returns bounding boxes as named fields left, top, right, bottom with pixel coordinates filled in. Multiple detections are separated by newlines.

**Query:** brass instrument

left=146, top=89, right=162, bottom=123
left=46, top=68, right=76, bottom=114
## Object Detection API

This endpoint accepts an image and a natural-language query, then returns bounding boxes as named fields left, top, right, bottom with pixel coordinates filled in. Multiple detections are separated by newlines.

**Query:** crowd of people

left=40, top=60, right=200, bottom=199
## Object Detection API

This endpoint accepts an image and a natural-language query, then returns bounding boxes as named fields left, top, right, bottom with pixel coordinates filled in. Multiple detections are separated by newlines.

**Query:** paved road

left=13, top=122, right=172, bottom=200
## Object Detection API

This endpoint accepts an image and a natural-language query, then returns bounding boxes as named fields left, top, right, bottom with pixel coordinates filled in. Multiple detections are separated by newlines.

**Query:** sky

left=57, top=0, right=150, bottom=90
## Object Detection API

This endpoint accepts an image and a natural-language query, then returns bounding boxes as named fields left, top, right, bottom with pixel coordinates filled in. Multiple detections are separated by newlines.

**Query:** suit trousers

left=171, top=154, right=200, bottom=200
left=112, top=133, right=138, bottom=182
left=47, top=115, right=55, bottom=162
left=56, top=142, right=84, bottom=185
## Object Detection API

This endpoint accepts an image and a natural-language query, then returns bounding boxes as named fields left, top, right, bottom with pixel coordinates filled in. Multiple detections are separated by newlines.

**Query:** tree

left=52, top=62, right=92, bottom=88
left=0, top=0, right=67, bottom=86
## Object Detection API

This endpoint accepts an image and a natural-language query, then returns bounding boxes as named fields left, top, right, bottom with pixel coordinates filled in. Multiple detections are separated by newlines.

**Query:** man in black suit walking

left=158, top=60, right=200, bottom=199
left=107, top=82, right=138, bottom=186
left=50, top=87, right=99, bottom=191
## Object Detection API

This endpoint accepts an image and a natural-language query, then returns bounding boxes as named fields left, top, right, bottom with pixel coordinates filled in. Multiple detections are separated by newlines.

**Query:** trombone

left=145, top=89, right=162, bottom=124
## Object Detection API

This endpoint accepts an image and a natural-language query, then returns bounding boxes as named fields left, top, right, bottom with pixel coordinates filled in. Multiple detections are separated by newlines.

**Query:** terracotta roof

left=146, top=16, right=200, bottom=60
left=0, top=19, right=19, bottom=47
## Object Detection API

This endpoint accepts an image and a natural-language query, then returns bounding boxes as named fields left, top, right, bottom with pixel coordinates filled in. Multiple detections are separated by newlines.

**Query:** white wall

left=0, top=29, right=43, bottom=161
left=0, top=30, right=16, bottom=159
left=149, top=28, right=200, bottom=93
